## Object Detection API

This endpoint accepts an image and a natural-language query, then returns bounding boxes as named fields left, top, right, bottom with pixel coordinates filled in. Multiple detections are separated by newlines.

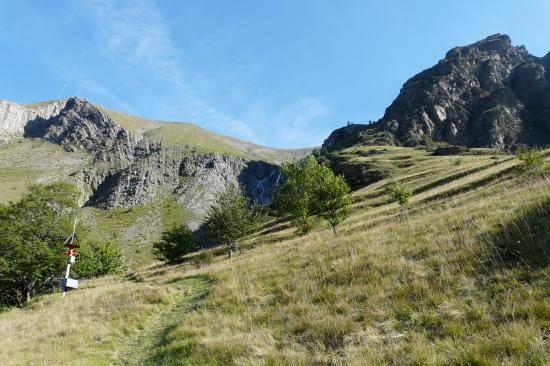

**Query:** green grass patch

left=144, top=123, right=257, bottom=159
left=0, top=167, right=40, bottom=203
left=96, top=105, right=160, bottom=134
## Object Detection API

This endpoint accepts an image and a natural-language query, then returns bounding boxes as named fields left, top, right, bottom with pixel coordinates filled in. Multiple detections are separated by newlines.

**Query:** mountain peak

left=444, top=34, right=521, bottom=60
left=478, top=33, right=512, bottom=46
left=323, top=34, right=550, bottom=151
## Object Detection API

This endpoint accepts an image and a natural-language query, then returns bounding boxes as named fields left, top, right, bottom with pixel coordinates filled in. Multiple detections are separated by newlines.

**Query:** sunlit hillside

left=98, top=104, right=313, bottom=163
left=1, top=146, right=549, bottom=365
left=0, top=100, right=312, bottom=269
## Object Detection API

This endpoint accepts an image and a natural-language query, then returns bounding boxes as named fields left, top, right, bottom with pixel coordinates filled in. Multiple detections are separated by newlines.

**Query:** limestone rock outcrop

left=1, top=97, right=280, bottom=227
left=0, top=99, right=67, bottom=142
left=323, top=34, right=550, bottom=151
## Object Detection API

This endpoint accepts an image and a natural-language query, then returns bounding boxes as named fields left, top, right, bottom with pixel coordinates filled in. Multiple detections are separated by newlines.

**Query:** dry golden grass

left=1, top=146, right=548, bottom=365
left=0, top=276, right=174, bottom=365
left=152, top=148, right=549, bottom=365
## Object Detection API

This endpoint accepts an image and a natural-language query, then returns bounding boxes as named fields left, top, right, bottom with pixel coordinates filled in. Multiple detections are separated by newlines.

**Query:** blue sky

left=0, top=1, right=549, bottom=148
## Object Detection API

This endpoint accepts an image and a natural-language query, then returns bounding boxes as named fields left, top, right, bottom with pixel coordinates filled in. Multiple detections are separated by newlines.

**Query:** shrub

left=452, top=157, right=463, bottom=166
left=387, top=179, right=412, bottom=219
left=387, top=179, right=412, bottom=206
left=154, top=224, right=199, bottom=262
left=76, top=242, right=124, bottom=278
left=515, top=146, right=544, bottom=170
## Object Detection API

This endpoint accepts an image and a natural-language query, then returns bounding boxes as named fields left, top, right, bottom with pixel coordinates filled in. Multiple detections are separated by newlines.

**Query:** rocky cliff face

left=323, top=34, right=550, bottom=151
left=24, top=97, right=138, bottom=160
left=175, top=154, right=279, bottom=228
left=1, top=97, right=280, bottom=228
left=0, top=99, right=67, bottom=142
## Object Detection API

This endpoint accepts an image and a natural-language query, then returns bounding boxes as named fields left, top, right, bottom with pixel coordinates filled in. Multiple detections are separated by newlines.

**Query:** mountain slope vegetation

left=0, top=98, right=310, bottom=267
left=1, top=33, right=549, bottom=365
left=1, top=145, right=548, bottom=365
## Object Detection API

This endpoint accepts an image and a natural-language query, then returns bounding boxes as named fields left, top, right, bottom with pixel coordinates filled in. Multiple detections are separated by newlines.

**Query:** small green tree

left=273, top=156, right=322, bottom=234
left=0, top=183, right=79, bottom=306
left=153, top=224, right=199, bottom=262
left=204, top=186, right=265, bottom=258
left=274, top=156, right=352, bottom=235
left=312, top=165, right=352, bottom=236
left=516, top=146, right=544, bottom=171
left=387, top=179, right=412, bottom=220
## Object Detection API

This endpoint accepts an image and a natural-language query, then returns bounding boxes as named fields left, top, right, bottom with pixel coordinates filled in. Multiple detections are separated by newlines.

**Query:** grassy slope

left=1, top=146, right=548, bottom=365
left=97, top=103, right=313, bottom=162
left=22, top=100, right=60, bottom=108
left=96, top=106, right=160, bottom=135
left=143, top=122, right=312, bottom=162
left=143, top=123, right=258, bottom=160
left=0, top=139, right=89, bottom=203
left=148, top=147, right=549, bottom=365
left=82, top=197, right=188, bottom=269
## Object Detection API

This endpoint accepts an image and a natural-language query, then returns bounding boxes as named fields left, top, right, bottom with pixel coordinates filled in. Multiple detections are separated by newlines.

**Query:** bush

left=387, top=179, right=412, bottom=206
left=516, top=146, right=544, bottom=170
left=387, top=179, right=412, bottom=220
left=154, top=224, right=199, bottom=262
left=452, top=157, right=463, bottom=166
left=76, top=242, right=124, bottom=278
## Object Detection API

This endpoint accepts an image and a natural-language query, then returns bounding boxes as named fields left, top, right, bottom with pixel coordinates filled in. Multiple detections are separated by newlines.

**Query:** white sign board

left=61, top=278, right=79, bottom=289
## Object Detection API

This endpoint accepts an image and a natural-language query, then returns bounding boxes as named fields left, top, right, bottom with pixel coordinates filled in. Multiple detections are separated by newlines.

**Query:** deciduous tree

left=274, top=156, right=352, bottom=235
left=204, top=186, right=265, bottom=258
left=0, top=183, right=79, bottom=306
left=313, top=166, right=352, bottom=236
left=153, top=224, right=199, bottom=262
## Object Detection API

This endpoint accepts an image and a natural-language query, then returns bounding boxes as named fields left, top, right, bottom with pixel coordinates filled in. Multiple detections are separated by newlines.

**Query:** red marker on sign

left=61, top=219, right=80, bottom=298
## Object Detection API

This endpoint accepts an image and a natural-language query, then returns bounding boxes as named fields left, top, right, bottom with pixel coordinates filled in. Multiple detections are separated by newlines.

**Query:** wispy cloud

left=241, top=97, right=333, bottom=147
left=73, top=0, right=332, bottom=147
left=80, top=0, right=254, bottom=134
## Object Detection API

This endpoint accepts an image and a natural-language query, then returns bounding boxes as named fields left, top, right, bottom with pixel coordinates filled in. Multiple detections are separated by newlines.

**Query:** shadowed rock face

left=9, top=97, right=280, bottom=227
left=0, top=99, right=67, bottom=142
left=25, top=97, right=137, bottom=160
left=175, top=154, right=279, bottom=229
left=323, top=34, right=550, bottom=150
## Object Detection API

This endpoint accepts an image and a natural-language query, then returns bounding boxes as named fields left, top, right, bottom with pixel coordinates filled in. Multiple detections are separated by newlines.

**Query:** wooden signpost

left=61, top=219, right=80, bottom=298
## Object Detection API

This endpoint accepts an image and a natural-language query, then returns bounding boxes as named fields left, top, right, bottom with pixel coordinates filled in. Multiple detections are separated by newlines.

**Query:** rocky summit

left=323, top=34, right=550, bottom=151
